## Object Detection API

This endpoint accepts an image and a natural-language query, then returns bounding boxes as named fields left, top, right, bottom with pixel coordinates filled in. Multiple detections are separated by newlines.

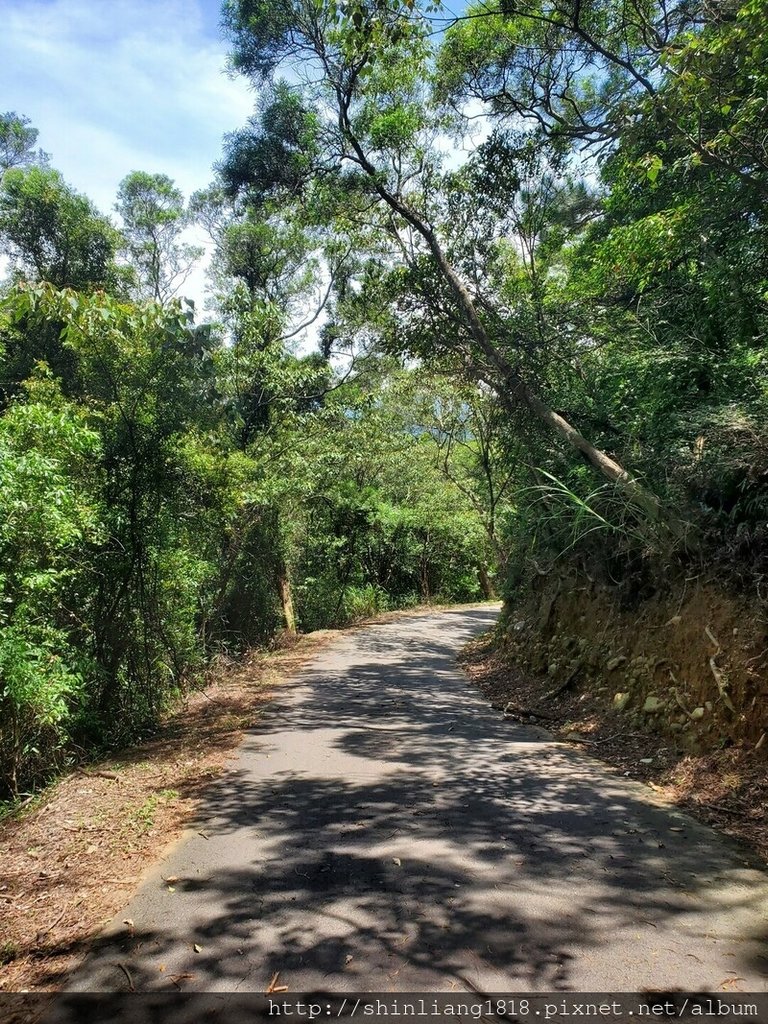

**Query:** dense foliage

left=218, top=0, right=768, bottom=573
left=0, top=133, right=503, bottom=800
left=2, top=0, right=767, bottom=794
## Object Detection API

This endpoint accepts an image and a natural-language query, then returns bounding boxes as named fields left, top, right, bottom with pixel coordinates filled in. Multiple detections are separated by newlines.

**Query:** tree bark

left=341, top=119, right=671, bottom=527
left=277, top=568, right=297, bottom=634
left=478, top=564, right=495, bottom=599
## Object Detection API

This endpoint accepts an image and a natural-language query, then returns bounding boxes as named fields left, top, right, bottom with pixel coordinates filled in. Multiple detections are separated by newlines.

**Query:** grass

left=0, top=941, right=19, bottom=966
left=127, top=789, right=179, bottom=835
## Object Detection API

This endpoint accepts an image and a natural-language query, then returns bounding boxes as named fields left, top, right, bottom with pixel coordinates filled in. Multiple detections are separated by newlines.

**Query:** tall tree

left=115, top=171, right=202, bottom=303
left=0, top=112, right=48, bottom=176
left=0, top=167, right=124, bottom=403
left=221, top=0, right=667, bottom=523
left=0, top=167, right=120, bottom=290
left=437, top=0, right=768, bottom=194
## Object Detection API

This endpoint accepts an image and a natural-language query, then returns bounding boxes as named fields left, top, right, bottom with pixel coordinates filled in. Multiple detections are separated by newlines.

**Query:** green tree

left=115, top=171, right=202, bottom=303
left=0, top=112, right=48, bottom=176
left=220, top=0, right=667, bottom=525
left=0, top=167, right=121, bottom=290
left=403, top=371, right=516, bottom=575
left=438, top=0, right=768, bottom=195
left=0, top=168, right=126, bottom=407
left=5, top=285, right=219, bottom=732
left=0, top=366, right=102, bottom=795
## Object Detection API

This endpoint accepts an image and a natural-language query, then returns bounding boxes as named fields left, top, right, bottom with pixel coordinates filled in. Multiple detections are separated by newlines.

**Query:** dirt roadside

left=0, top=604, right=496, bottom=994
left=0, top=631, right=331, bottom=993
left=460, top=631, right=768, bottom=865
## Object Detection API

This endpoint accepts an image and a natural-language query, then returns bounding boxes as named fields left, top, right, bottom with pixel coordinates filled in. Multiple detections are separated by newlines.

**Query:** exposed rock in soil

left=460, top=575, right=768, bottom=862
left=493, top=574, right=767, bottom=755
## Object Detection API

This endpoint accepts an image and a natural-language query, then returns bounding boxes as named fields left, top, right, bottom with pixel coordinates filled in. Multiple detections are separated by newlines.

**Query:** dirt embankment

left=461, top=574, right=768, bottom=859
left=504, top=575, right=767, bottom=751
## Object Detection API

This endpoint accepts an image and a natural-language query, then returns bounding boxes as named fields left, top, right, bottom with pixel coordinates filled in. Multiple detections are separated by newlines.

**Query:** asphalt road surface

left=68, top=607, right=768, bottom=994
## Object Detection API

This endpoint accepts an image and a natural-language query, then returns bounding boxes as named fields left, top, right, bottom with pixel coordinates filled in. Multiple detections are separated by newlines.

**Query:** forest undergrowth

left=2, top=0, right=768, bottom=836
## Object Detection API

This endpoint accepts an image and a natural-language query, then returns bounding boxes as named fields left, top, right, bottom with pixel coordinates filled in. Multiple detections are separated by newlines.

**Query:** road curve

left=69, top=607, right=768, bottom=993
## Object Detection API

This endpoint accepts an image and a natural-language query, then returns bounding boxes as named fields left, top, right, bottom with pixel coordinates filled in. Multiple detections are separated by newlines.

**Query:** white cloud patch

left=1, top=0, right=257, bottom=309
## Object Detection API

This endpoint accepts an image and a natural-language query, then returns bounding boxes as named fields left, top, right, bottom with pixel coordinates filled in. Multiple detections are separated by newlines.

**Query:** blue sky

left=1, top=0, right=256, bottom=306
left=0, top=0, right=478, bottom=315
left=1, top=0, right=253, bottom=208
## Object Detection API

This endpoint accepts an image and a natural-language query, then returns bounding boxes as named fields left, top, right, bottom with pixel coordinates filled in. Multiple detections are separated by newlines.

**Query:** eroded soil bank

left=461, top=574, right=768, bottom=859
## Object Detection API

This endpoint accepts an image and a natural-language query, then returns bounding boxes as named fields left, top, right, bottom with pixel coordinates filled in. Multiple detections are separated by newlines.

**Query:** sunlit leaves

left=0, top=167, right=121, bottom=291
left=0, top=371, right=102, bottom=785
left=218, top=82, right=324, bottom=206
left=115, top=172, right=202, bottom=303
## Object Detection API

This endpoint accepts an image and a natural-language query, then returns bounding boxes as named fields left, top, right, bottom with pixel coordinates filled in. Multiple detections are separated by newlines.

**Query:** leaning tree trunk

left=343, top=123, right=671, bottom=528
left=420, top=222, right=666, bottom=524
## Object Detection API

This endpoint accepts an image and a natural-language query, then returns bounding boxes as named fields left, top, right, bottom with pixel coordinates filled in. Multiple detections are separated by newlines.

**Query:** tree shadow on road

left=54, top=610, right=768, bottom=996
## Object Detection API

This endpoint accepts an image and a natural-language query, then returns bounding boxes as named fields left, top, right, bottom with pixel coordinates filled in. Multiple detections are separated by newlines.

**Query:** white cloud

left=1, top=0, right=257, bottom=310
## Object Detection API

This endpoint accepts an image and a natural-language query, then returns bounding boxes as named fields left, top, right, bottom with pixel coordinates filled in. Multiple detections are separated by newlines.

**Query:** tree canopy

left=2, top=0, right=767, bottom=798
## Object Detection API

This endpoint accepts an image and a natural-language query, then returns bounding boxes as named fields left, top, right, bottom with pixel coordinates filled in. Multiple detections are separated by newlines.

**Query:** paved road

left=69, top=607, right=768, bottom=993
